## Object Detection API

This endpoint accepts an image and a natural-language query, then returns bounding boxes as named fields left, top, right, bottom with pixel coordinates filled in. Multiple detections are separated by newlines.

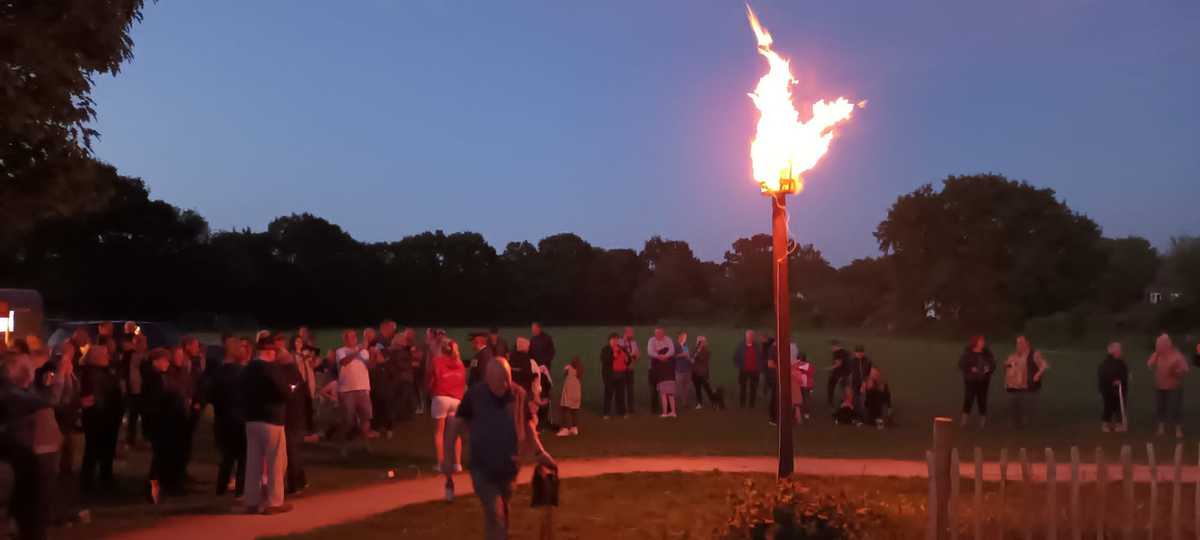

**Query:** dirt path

left=110, top=455, right=1200, bottom=540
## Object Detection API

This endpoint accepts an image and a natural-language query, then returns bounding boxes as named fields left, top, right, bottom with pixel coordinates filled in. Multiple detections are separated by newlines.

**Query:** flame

left=746, top=5, right=858, bottom=194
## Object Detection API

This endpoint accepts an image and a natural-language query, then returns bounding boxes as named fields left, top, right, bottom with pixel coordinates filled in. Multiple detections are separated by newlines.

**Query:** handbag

left=531, top=464, right=559, bottom=507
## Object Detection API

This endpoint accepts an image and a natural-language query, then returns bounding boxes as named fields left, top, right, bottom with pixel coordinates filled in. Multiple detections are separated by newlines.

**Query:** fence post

left=933, top=417, right=955, bottom=540
left=1000, top=448, right=1008, bottom=540
left=1122, top=445, right=1133, bottom=540
left=1096, top=447, right=1107, bottom=540
left=951, top=448, right=960, bottom=540
left=1020, top=448, right=1032, bottom=540
left=975, top=447, right=983, bottom=540
left=1148, top=443, right=1158, bottom=540
left=1070, top=446, right=1080, bottom=540
left=1195, top=444, right=1199, bottom=540
left=1171, top=444, right=1181, bottom=540
left=1047, top=448, right=1057, bottom=540
left=929, top=450, right=939, bottom=540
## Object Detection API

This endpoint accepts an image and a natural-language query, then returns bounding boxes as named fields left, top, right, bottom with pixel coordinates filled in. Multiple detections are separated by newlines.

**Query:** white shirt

left=647, top=336, right=675, bottom=361
left=335, top=346, right=371, bottom=392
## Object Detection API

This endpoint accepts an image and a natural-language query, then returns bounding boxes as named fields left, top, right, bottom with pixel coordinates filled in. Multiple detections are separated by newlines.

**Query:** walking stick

left=1117, top=382, right=1128, bottom=431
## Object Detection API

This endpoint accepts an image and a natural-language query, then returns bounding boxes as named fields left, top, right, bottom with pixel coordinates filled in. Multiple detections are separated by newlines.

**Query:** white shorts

left=431, top=396, right=461, bottom=420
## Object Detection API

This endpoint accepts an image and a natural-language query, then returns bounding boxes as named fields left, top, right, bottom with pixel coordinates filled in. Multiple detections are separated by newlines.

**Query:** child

left=832, top=385, right=860, bottom=426
left=863, top=367, right=892, bottom=429
left=556, top=357, right=583, bottom=437
left=791, top=352, right=814, bottom=424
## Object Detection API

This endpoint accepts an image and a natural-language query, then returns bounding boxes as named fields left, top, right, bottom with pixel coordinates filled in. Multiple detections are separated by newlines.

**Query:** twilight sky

left=90, top=0, right=1199, bottom=265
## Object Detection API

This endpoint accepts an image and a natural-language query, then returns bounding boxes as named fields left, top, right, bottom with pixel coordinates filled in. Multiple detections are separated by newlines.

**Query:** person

left=646, top=328, right=676, bottom=418
left=443, top=357, right=556, bottom=540
left=428, top=339, right=466, bottom=473
left=691, top=336, right=718, bottom=409
left=791, top=350, right=814, bottom=424
left=209, top=335, right=247, bottom=497
left=78, top=340, right=124, bottom=494
left=1003, top=335, right=1049, bottom=429
left=378, top=333, right=415, bottom=437
left=288, top=335, right=319, bottom=436
left=276, top=335, right=311, bottom=495
left=116, top=334, right=144, bottom=449
left=529, top=322, right=556, bottom=370
left=617, top=327, right=640, bottom=415
left=509, top=337, right=536, bottom=396
left=556, top=356, right=582, bottom=437
left=733, top=330, right=760, bottom=408
left=467, top=332, right=495, bottom=387
left=487, top=327, right=510, bottom=359
left=240, top=335, right=292, bottom=515
left=827, top=340, right=849, bottom=407
left=333, top=329, right=374, bottom=450
left=832, top=386, right=860, bottom=426
left=958, top=336, right=995, bottom=429
left=673, top=331, right=693, bottom=411
left=862, top=366, right=892, bottom=429
left=1, top=351, right=64, bottom=540
left=167, top=343, right=202, bottom=486
left=1098, top=341, right=1129, bottom=433
left=142, top=347, right=185, bottom=503
left=848, top=345, right=873, bottom=417
left=600, top=333, right=629, bottom=419
left=1148, top=333, right=1188, bottom=438
left=41, top=341, right=81, bottom=480
left=765, top=340, right=783, bottom=426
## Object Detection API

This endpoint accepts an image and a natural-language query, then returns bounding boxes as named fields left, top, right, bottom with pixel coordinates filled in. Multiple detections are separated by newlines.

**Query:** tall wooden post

left=932, top=417, right=955, bottom=540
left=772, top=191, right=794, bottom=478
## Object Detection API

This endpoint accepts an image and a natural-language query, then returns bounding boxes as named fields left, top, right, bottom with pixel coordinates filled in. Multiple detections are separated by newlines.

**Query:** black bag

left=531, top=465, right=559, bottom=507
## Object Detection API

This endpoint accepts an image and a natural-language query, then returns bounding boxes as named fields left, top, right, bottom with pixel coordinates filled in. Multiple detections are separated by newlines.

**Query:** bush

left=716, top=479, right=890, bottom=540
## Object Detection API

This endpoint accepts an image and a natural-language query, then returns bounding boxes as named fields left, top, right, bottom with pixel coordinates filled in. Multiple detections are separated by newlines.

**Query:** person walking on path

left=600, top=333, right=628, bottom=419
left=1098, top=341, right=1129, bottom=433
left=443, top=358, right=556, bottom=540
left=240, top=336, right=292, bottom=515
left=733, top=330, right=760, bottom=408
left=556, top=356, right=583, bottom=437
left=617, top=327, right=639, bottom=415
left=1148, top=333, right=1189, bottom=438
left=673, top=331, right=693, bottom=411
left=691, top=336, right=718, bottom=409
left=1003, top=336, right=1049, bottom=429
left=958, top=335, right=995, bottom=429
left=428, top=340, right=466, bottom=473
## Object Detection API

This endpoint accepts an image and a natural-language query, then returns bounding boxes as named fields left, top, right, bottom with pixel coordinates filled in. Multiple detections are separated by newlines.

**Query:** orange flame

left=746, top=5, right=859, bottom=194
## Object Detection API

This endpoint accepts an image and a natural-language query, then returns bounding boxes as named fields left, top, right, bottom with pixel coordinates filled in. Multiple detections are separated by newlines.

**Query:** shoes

left=876, top=419, right=885, bottom=430
left=147, top=480, right=160, bottom=505
left=570, top=427, right=579, bottom=436
left=603, top=416, right=610, bottom=420
left=1115, top=424, right=1128, bottom=433
left=1102, top=423, right=1111, bottom=433
left=768, top=420, right=778, bottom=426
left=695, top=404, right=703, bottom=410
left=263, top=504, right=293, bottom=515
left=659, top=413, right=669, bottom=419
left=1177, top=427, right=1184, bottom=439
left=556, top=428, right=571, bottom=437
left=385, top=430, right=394, bottom=440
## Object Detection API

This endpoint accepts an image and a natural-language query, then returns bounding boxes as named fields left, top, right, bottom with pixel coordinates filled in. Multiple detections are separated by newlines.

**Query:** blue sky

left=90, top=1, right=1199, bottom=265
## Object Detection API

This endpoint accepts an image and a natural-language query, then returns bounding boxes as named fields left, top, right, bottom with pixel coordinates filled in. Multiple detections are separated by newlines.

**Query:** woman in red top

left=427, top=339, right=465, bottom=472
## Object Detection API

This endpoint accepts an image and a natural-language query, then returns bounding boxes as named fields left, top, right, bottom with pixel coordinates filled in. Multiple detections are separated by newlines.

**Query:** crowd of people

left=958, top=332, right=1200, bottom=436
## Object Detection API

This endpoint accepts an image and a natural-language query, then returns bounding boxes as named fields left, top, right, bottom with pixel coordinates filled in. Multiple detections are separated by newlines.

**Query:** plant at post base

left=717, top=479, right=890, bottom=540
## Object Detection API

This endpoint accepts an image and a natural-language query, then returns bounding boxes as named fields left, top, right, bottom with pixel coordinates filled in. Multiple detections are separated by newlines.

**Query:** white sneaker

left=1116, top=424, right=1128, bottom=433
left=659, top=413, right=669, bottom=419
left=556, top=428, right=571, bottom=437
left=1177, top=427, right=1184, bottom=439
left=570, top=427, right=579, bottom=436
left=695, top=404, right=703, bottom=410
left=1101, top=423, right=1111, bottom=433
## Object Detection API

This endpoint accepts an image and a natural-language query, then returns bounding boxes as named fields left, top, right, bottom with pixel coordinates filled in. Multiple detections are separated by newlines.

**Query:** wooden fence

left=927, top=439, right=1200, bottom=539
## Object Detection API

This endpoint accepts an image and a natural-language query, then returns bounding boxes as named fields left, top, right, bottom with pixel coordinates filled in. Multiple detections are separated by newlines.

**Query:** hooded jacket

left=1097, top=355, right=1128, bottom=396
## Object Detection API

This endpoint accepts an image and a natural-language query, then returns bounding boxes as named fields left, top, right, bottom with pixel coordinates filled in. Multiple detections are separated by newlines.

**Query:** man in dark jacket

left=1098, top=341, right=1129, bottom=433
left=487, top=327, right=510, bottom=359
left=239, top=336, right=292, bottom=514
left=529, top=323, right=556, bottom=369
left=467, top=333, right=495, bottom=388
left=141, top=347, right=186, bottom=502
left=277, top=341, right=311, bottom=495
left=209, top=336, right=247, bottom=497
left=958, top=336, right=995, bottom=429
left=78, top=340, right=124, bottom=494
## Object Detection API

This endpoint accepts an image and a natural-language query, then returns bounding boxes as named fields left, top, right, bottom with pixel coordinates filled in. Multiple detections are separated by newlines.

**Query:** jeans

left=1008, top=391, right=1038, bottom=428
left=125, top=395, right=143, bottom=446
left=1155, top=389, right=1183, bottom=425
left=335, top=390, right=373, bottom=441
left=603, top=373, right=628, bottom=416
left=739, top=371, right=759, bottom=408
left=675, top=372, right=693, bottom=409
left=244, top=422, right=287, bottom=509
left=625, top=372, right=636, bottom=414
left=215, top=421, right=246, bottom=496
left=1101, top=389, right=1124, bottom=423
left=285, top=429, right=306, bottom=494
left=471, top=470, right=515, bottom=540
left=962, top=380, right=990, bottom=415
left=693, top=374, right=717, bottom=405
left=80, top=417, right=120, bottom=492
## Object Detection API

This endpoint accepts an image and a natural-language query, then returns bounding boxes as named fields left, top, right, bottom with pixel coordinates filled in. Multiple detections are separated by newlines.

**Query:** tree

left=722, top=234, right=834, bottom=323
left=1, top=1, right=149, bottom=242
left=876, top=174, right=1105, bottom=331
left=1095, top=236, right=1160, bottom=312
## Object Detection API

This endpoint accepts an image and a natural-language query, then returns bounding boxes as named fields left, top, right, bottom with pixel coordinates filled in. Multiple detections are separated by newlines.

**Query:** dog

left=711, top=386, right=727, bottom=410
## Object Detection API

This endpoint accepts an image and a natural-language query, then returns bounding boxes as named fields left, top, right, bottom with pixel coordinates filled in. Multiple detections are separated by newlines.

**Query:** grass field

left=47, top=326, right=1200, bottom=539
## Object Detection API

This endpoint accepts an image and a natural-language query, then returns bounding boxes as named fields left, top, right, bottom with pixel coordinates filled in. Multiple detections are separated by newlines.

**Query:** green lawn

left=49, top=326, right=1199, bottom=539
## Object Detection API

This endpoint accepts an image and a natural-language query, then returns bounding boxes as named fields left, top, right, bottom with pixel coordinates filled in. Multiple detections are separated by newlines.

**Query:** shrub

left=716, top=478, right=890, bottom=540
